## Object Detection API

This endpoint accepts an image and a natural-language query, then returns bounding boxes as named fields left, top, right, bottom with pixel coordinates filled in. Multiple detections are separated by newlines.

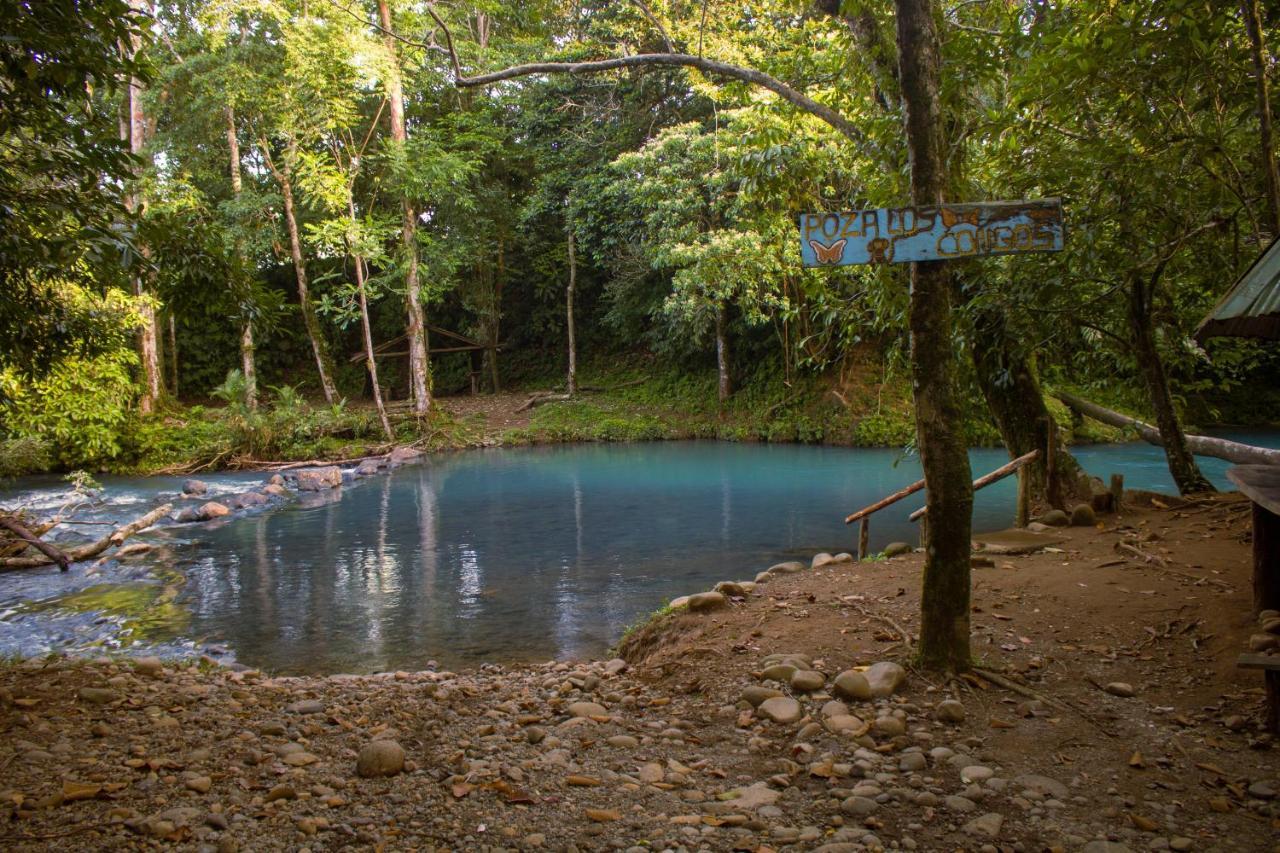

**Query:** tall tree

left=377, top=0, right=431, bottom=416
left=1242, top=0, right=1280, bottom=237
left=225, top=104, right=258, bottom=411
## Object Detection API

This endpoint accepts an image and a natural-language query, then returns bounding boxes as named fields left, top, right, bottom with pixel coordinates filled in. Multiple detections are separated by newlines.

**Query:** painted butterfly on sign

left=809, top=238, right=846, bottom=265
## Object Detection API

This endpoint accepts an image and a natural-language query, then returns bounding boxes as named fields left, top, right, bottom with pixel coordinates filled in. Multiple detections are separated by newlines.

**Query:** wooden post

left=858, top=517, right=870, bottom=561
left=1045, top=417, right=1062, bottom=510
left=1015, top=466, right=1030, bottom=528
left=1110, top=474, right=1124, bottom=513
left=1254, top=502, right=1279, bottom=617
left=918, top=514, right=929, bottom=550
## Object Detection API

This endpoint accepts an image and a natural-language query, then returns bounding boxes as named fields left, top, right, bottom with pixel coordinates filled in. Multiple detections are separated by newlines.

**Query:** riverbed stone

left=865, top=661, right=907, bottom=697
left=761, top=663, right=798, bottom=683
left=1014, top=774, right=1069, bottom=800
left=1070, top=503, right=1097, bottom=526
left=687, top=591, right=727, bottom=612
left=1040, top=509, right=1070, bottom=526
left=812, top=552, right=836, bottom=568
left=964, top=812, right=1003, bottom=838
left=714, top=581, right=754, bottom=597
left=568, top=701, right=608, bottom=719
left=287, top=699, right=325, bottom=715
left=182, top=479, right=208, bottom=495
left=78, top=686, right=119, bottom=704
left=832, top=670, right=872, bottom=701
left=1103, top=681, right=1136, bottom=698
left=742, top=686, right=784, bottom=707
left=769, top=561, right=806, bottom=574
left=758, top=696, right=802, bottom=724
left=790, top=670, right=826, bottom=692
left=356, top=740, right=405, bottom=778
left=884, top=542, right=913, bottom=557
left=388, top=447, right=422, bottom=466
left=935, top=699, right=966, bottom=723
left=356, top=458, right=382, bottom=476
left=296, top=466, right=342, bottom=491
left=199, top=501, right=231, bottom=519
left=872, top=716, right=906, bottom=737
left=132, top=657, right=164, bottom=678
left=826, top=714, right=866, bottom=734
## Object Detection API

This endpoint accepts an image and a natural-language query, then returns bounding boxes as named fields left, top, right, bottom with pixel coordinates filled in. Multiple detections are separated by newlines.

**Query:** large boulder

left=296, top=466, right=342, bottom=491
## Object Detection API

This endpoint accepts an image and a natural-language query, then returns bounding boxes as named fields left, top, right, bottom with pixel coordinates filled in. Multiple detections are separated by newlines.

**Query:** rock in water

left=758, top=696, right=802, bottom=724
left=199, top=501, right=231, bottom=519
left=883, top=542, right=913, bottom=557
left=355, top=458, right=382, bottom=476
left=356, top=740, right=405, bottom=778
left=687, top=591, right=727, bottom=612
left=832, top=670, right=872, bottom=701
left=1070, top=503, right=1096, bottom=526
left=182, top=479, right=208, bottom=495
left=865, top=661, right=907, bottom=697
left=295, top=466, right=342, bottom=491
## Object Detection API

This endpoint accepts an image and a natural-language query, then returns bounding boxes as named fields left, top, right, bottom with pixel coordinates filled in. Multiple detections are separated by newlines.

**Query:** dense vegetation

left=3, top=0, right=1277, bottom=481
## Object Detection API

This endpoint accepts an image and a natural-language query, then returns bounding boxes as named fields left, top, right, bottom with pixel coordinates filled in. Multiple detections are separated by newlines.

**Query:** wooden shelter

left=1196, top=237, right=1280, bottom=340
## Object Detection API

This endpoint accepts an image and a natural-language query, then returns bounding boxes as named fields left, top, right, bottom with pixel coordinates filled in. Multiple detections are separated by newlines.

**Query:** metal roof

left=1196, top=237, right=1280, bottom=340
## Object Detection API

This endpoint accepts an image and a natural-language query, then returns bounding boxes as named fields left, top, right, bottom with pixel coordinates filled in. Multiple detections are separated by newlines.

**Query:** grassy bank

left=3, top=358, right=1139, bottom=478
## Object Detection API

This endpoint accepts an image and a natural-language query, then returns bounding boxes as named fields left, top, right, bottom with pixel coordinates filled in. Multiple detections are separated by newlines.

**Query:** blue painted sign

left=798, top=198, right=1064, bottom=267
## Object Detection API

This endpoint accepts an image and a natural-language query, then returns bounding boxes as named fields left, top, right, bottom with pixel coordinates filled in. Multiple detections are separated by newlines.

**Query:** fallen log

left=516, top=392, right=572, bottom=413
left=0, top=516, right=71, bottom=571
left=1054, top=391, right=1280, bottom=467
left=0, top=504, right=171, bottom=571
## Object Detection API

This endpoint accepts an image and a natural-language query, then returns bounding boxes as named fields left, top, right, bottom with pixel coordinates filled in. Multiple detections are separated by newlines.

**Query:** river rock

left=263, top=483, right=288, bottom=497
left=714, top=581, right=754, bottom=597
left=935, top=699, right=965, bottom=723
left=1103, top=681, right=1136, bottom=697
left=964, top=812, right=1003, bottom=838
left=356, top=740, right=405, bottom=778
left=1248, top=633, right=1279, bottom=652
left=872, top=716, right=905, bottom=737
left=742, top=686, right=784, bottom=707
left=790, top=670, right=826, bottom=692
left=865, top=661, right=907, bottom=697
left=133, top=657, right=164, bottom=678
left=687, top=591, right=727, bottom=612
left=812, top=552, right=836, bottom=568
left=296, top=466, right=342, bottom=491
left=1070, top=503, right=1096, bottom=526
left=669, top=595, right=690, bottom=609
left=287, top=699, right=325, bottom=715
left=768, top=560, right=807, bottom=575
left=355, top=458, right=382, bottom=476
left=78, top=687, right=119, bottom=704
left=761, top=663, right=798, bottom=683
left=182, top=479, right=208, bottom=496
left=1081, top=843, right=1134, bottom=853
left=1040, top=509, right=1070, bottom=526
left=841, top=796, right=878, bottom=816
left=826, top=714, right=865, bottom=734
left=899, top=751, right=927, bottom=772
left=234, top=491, right=268, bottom=507
left=199, top=501, right=231, bottom=519
left=568, top=701, right=607, bottom=718
left=945, top=795, right=977, bottom=813
left=758, top=696, right=802, bottom=724
left=723, top=782, right=780, bottom=811
left=754, top=571, right=773, bottom=583
left=832, top=670, right=872, bottom=701
left=883, top=542, right=912, bottom=557
left=1014, top=774, right=1069, bottom=800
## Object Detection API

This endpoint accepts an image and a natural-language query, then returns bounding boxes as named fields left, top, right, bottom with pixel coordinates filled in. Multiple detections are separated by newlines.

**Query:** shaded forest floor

left=1, top=492, right=1277, bottom=851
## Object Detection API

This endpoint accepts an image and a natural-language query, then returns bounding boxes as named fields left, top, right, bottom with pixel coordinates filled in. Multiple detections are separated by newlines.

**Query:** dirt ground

left=0, top=491, right=1277, bottom=852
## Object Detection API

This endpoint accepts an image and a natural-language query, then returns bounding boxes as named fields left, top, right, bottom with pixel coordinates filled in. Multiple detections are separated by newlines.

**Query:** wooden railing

left=844, top=449, right=1040, bottom=559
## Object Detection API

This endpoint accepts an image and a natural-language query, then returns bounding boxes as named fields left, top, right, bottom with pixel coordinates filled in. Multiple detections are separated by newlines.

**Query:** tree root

left=0, top=504, right=171, bottom=571
left=972, top=666, right=1118, bottom=738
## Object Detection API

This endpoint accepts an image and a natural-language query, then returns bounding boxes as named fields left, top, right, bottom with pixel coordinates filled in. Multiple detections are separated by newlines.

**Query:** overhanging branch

left=424, top=5, right=872, bottom=155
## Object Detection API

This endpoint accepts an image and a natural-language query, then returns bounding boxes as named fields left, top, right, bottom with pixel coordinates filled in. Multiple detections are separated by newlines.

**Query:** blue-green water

left=1, top=434, right=1277, bottom=673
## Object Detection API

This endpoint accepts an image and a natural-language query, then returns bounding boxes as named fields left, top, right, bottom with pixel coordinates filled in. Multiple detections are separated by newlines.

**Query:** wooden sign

left=799, top=198, right=1064, bottom=267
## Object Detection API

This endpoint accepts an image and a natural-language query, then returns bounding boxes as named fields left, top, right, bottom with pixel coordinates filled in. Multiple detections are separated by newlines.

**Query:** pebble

left=872, top=716, right=906, bottom=737
left=185, top=776, right=212, bottom=793
left=963, top=812, right=1003, bottom=838
left=1247, top=781, right=1275, bottom=800
left=884, top=542, right=912, bottom=557
left=899, top=752, right=928, bottom=772
left=758, top=696, right=802, bottom=724
left=287, top=699, right=325, bottom=715
left=1104, top=682, right=1136, bottom=698
left=356, top=740, right=405, bottom=778
left=841, top=796, right=879, bottom=816
left=78, top=687, right=119, bottom=704
left=606, top=735, right=638, bottom=748
left=567, top=701, right=607, bottom=718
left=960, top=765, right=994, bottom=784
left=133, top=657, right=164, bottom=678
left=945, top=795, right=977, bottom=813
left=934, top=699, right=965, bottom=723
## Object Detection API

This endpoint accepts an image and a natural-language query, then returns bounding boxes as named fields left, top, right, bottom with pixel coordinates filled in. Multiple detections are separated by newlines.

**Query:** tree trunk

left=970, top=302, right=1083, bottom=507
left=353, top=250, right=393, bottom=442
left=566, top=229, right=577, bottom=396
left=167, top=313, right=178, bottom=396
left=276, top=146, right=338, bottom=404
left=715, top=303, right=731, bottom=405
left=1242, top=0, right=1280, bottom=238
left=1126, top=275, right=1215, bottom=494
left=226, top=105, right=257, bottom=412
left=896, top=0, right=973, bottom=672
left=378, top=0, right=431, bottom=416
left=125, top=0, right=161, bottom=414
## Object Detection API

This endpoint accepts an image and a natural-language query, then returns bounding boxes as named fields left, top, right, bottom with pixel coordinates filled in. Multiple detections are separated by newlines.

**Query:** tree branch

left=424, top=4, right=872, bottom=154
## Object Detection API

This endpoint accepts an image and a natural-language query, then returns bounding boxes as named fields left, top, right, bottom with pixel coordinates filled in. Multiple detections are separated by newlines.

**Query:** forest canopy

left=2, top=0, right=1278, bottom=479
